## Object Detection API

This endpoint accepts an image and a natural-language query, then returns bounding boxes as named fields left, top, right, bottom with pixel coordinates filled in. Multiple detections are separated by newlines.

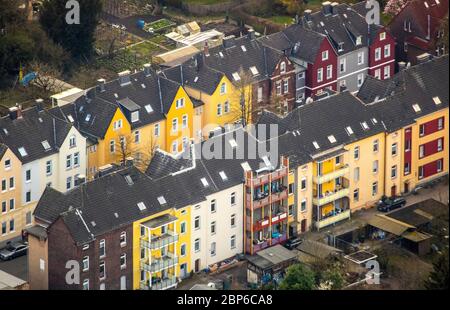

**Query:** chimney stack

left=118, top=70, right=131, bottom=86
left=223, top=35, right=236, bottom=48
left=8, top=107, right=18, bottom=120
left=398, top=61, right=406, bottom=71
left=203, top=41, right=210, bottom=57
left=416, top=53, right=433, bottom=64
left=16, top=104, right=23, bottom=119
left=304, top=9, right=312, bottom=21
left=143, top=63, right=151, bottom=77
left=195, top=53, right=204, bottom=71
left=331, top=2, right=339, bottom=15
left=322, top=1, right=332, bottom=15
left=75, top=174, right=86, bottom=186
left=248, top=28, right=255, bottom=40
left=35, top=99, right=44, bottom=112
left=97, top=78, right=106, bottom=93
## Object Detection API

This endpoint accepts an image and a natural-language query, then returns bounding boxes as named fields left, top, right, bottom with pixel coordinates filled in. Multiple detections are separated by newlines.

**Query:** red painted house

left=369, top=28, right=397, bottom=80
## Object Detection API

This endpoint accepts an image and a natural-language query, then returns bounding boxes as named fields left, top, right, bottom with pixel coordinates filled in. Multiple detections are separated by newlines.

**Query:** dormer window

left=131, top=111, right=139, bottom=123
left=338, top=42, right=344, bottom=52
left=356, top=36, right=362, bottom=45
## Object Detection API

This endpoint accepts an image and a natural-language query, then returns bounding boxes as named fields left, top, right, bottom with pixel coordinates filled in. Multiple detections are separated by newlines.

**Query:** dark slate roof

left=0, top=107, right=72, bottom=164
left=202, top=36, right=283, bottom=83
left=351, top=0, right=370, bottom=17
left=145, top=148, right=194, bottom=179
left=0, top=143, right=7, bottom=160
left=356, top=75, right=402, bottom=104
left=300, top=3, right=383, bottom=55
left=163, top=57, right=224, bottom=96
left=367, top=55, right=449, bottom=131
left=387, top=199, right=448, bottom=227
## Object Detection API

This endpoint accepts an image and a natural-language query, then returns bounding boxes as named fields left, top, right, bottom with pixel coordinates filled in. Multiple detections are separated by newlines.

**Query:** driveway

left=0, top=254, right=28, bottom=281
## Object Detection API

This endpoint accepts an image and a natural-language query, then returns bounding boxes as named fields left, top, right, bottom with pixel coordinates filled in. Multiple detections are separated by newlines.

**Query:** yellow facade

left=132, top=206, right=191, bottom=290
left=0, top=147, right=25, bottom=242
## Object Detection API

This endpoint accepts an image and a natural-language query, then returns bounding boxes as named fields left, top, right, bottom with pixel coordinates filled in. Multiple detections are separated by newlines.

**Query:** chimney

left=304, top=9, right=312, bottom=22
left=16, top=104, right=23, bottom=119
left=416, top=53, right=433, bottom=64
left=195, top=53, right=204, bottom=71
left=143, top=63, right=151, bottom=77
left=331, top=2, right=339, bottom=15
left=125, top=157, right=134, bottom=166
left=398, top=61, right=406, bottom=71
left=223, top=35, right=236, bottom=48
left=339, top=84, right=348, bottom=92
left=35, top=99, right=44, bottom=112
left=427, top=14, right=431, bottom=40
left=118, top=70, right=131, bottom=86
left=97, top=78, right=106, bottom=93
left=293, top=42, right=300, bottom=54
left=203, top=41, right=210, bottom=57
left=247, top=28, right=255, bottom=40
left=75, top=174, right=86, bottom=186
left=8, top=107, right=18, bottom=120
left=322, top=1, right=332, bottom=15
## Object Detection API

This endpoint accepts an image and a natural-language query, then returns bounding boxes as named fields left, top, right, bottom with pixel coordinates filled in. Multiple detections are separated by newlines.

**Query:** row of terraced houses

left=23, top=55, right=449, bottom=290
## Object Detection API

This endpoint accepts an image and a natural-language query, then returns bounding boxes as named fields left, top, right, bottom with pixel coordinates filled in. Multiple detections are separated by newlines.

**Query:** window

left=289, top=204, right=295, bottom=216
left=231, top=214, right=236, bottom=228
left=99, top=261, right=106, bottom=279
left=357, top=73, right=364, bottom=87
left=210, top=200, right=216, bottom=213
left=66, top=177, right=72, bottom=190
left=9, top=219, right=14, bottom=232
left=171, top=141, right=178, bottom=154
left=1, top=222, right=6, bottom=235
left=404, top=162, right=411, bottom=175
left=357, top=51, right=364, bottom=65
left=99, top=239, right=106, bottom=258
left=224, top=101, right=230, bottom=114
left=4, top=159, right=11, bottom=170
left=46, top=160, right=52, bottom=176
left=354, top=146, right=360, bottom=160
left=210, top=242, right=216, bottom=256
left=69, top=135, right=76, bottom=148
left=419, top=145, right=425, bottom=158
left=109, top=140, right=115, bottom=153
left=419, top=166, right=424, bottom=179
left=419, top=124, right=425, bottom=136
left=405, top=139, right=411, bottom=152
left=134, top=131, right=140, bottom=144
left=438, top=138, right=443, bottom=152
left=340, top=58, right=346, bottom=73
left=353, top=189, right=359, bottom=202
left=194, top=216, right=200, bottom=230
left=194, top=238, right=200, bottom=253
left=83, top=279, right=89, bottom=290
left=180, top=221, right=186, bottom=234
left=73, top=152, right=80, bottom=167
left=82, top=256, right=89, bottom=271
left=317, top=68, right=323, bottom=83
left=26, top=191, right=31, bottom=203
left=372, top=182, right=378, bottom=196
left=297, top=72, right=305, bottom=80
left=1, top=201, right=6, bottom=214
left=211, top=221, right=216, bottom=235
left=120, top=254, right=126, bottom=269
left=276, top=82, right=282, bottom=95
left=172, top=118, right=178, bottom=132
left=217, top=103, right=222, bottom=116
left=380, top=32, right=386, bottom=40
left=373, top=160, right=379, bottom=174
left=230, top=235, right=236, bottom=249
left=375, top=47, right=381, bottom=61
left=384, top=44, right=390, bottom=58
left=322, top=50, right=329, bottom=61
left=373, top=139, right=379, bottom=153
left=437, top=159, right=443, bottom=172
left=181, top=244, right=186, bottom=256
left=301, top=199, right=307, bottom=212
left=374, top=69, right=381, bottom=79
left=26, top=169, right=31, bottom=182
left=280, top=62, right=286, bottom=73
left=283, top=80, right=289, bottom=93
left=120, top=232, right=126, bottom=247
left=257, top=87, right=263, bottom=103
left=9, top=199, right=14, bottom=211
left=220, top=82, right=227, bottom=94
left=230, top=192, right=236, bottom=205
left=391, top=143, right=398, bottom=156
left=354, top=167, right=360, bottom=182
left=182, top=115, right=188, bottom=129
left=326, top=65, right=333, bottom=79
left=154, top=123, right=160, bottom=137
left=176, top=98, right=185, bottom=109
left=8, top=177, right=13, bottom=191
left=391, top=165, right=397, bottom=179
left=300, top=177, right=307, bottom=191
left=383, top=66, right=390, bottom=79
left=1, top=180, right=5, bottom=192
left=438, top=117, right=444, bottom=130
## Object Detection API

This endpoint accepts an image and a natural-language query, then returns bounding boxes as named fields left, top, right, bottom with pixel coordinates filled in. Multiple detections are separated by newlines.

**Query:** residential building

left=387, top=0, right=448, bottom=64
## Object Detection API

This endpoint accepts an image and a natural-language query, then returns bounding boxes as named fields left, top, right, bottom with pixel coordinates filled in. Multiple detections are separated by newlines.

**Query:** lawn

left=268, top=15, right=294, bottom=25
left=144, top=18, right=176, bottom=33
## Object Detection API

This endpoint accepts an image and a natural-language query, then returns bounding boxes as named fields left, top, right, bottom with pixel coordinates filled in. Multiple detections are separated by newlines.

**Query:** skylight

left=194, top=76, right=199, bottom=83
left=232, top=72, right=241, bottom=81
left=241, top=45, right=247, bottom=52
left=328, top=135, right=337, bottom=143
left=371, top=118, right=378, bottom=124
left=345, top=126, right=354, bottom=135
left=18, top=147, right=28, bottom=157
left=157, top=196, right=167, bottom=205
left=67, top=115, right=74, bottom=123
left=137, top=202, right=147, bottom=211
left=91, top=221, right=96, bottom=227
left=200, top=177, right=209, bottom=187
left=250, top=66, right=259, bottom=76
left=141, top=84, right=146, bottom=89
left=124, top=175, right=134, bottom=186
left=412, top=103, right=421, bottom=113
left=85, top=114, right=91, bottom=122
left=361, top=122, right=369, bottom=130
left=145, top=104, right=153, bottom=113
left=229, top=139, right=238, bottom=149
left=219, top=52, right=224, bottom=58
left=2, top=128, right=9, bottom=135
left=241, top=162, right=251, bottom=171
left=433, top=96, right=442, bottom=105
left=41, top=140, right=51, bottom=151
left=219, top=171, right=228, bottom=181
left=312, top=141, right=320, bottom=149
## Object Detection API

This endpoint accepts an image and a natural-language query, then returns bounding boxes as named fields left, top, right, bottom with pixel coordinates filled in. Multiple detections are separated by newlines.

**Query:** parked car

left=376, top=196, right=406, bottom=212
left=0, top=241, right=28, bottom=261
left=284, top=237, right=303, bottom=250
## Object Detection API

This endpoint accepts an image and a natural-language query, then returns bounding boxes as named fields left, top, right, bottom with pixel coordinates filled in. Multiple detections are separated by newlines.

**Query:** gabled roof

left=0, top=143, right=7, bottom=161
left=0, top=107, right=72, bottom=164
left=356, top=75, right=402, bottom=104
left=300, top=3, right=385, bottom=55
left=163, top=57, right=224, bottom=95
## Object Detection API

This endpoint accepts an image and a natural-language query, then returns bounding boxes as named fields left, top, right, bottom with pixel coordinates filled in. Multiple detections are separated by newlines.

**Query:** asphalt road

left=0, top=254, right=28, bottom=281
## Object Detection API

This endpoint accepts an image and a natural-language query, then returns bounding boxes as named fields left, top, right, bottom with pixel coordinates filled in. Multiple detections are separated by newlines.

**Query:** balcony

left=315, top=209, right=351, bottom=230
left=248, top=192, right=270, bottom=209
left=140, top=230, right=179, bottom=250
left=141, top=253, right=179, bottom=273
left=313, top=188, right=350, bottom=206
left=271, top=233, right=287, bottom=245
left=252, top=240, right=269, bottom=253
left=253, top=217, right=270, bottom=231
left=271, top=187, right=288, bottom=203
left=271, top=212, right=288, bottom=225
left=140, top=276, right=178, bottom=290
left=314, top=165, right=350, bottom=184
left=250, top=166, right=288, bottom=187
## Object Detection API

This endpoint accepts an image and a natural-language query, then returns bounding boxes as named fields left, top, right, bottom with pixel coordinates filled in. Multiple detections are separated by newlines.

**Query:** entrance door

left=404, top=182, right=409, bottom=193
left=301, top=219, right=307, bottom=233
left=180, top=263, right=187, bottom=279
left=194, top=259, right=201, bottom=273
left=391, top=185, right=397, bottom=197
left=120, top=276, right=126, bottom=290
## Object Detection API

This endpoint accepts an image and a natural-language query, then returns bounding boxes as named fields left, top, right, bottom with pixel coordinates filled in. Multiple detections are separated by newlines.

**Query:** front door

left=391, top=185, right=397, bottom=197
left=404, top=182, right=409, bottom=193
left=180, top=263, right=187, bottom=279
left=301, top=219, right=307, bottom=233
left=194, top=259, right=201, bottom=273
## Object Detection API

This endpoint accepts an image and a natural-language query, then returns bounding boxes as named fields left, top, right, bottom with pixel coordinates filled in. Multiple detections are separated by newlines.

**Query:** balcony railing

left=271, top=212, right=288, bottom=225
left=313, top=188, right=350, bottom=206
left=250, top=166, right=288, bottom=187
left=141, top=254, right=179, bottom=273
left=141, top=231, right=179, bottom=250
left=140, top=276, right=178, bottom=290
left=253, top=217, right=270, bottom=231
left=271, top=187, right=288, bottom=203
left=271, top=233, right=287, bottom=245
left=314, top=165, right=350, bottom=184
left=315, top=209, right=351, bottom=230
left=252, top=240, right=269, bottom=253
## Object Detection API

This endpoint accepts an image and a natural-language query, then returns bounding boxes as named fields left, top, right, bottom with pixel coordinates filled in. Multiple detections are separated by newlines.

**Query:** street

left=0, top=254, right=28, bottom=282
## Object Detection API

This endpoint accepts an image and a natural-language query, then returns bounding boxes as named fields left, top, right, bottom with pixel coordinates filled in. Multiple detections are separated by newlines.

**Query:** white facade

left=190, top=184, right=243, bottom=272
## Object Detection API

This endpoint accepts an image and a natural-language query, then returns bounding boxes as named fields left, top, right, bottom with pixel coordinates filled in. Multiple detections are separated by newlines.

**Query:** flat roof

left=0, top=270, right=26, bottom=290
left=247, top=245, right=297, bottom=269
left=141, top=214, right=177, bottom=229
left=402, top=231, right=433, bottom=242
left=344, top=250, right=377, bottom=264
left=297, top=239, right=342, bottom=259
left=367, top=215, right=414, bottom=236
left=387, top=199, right=447, bottom=227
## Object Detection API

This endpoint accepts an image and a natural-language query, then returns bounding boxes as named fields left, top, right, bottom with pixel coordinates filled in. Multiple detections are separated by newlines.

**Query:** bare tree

left=28, top=60, right=65, bottom=93
left=115, top=133, right=158, bottom=171
left=230, top=66, right=254, bottom=127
